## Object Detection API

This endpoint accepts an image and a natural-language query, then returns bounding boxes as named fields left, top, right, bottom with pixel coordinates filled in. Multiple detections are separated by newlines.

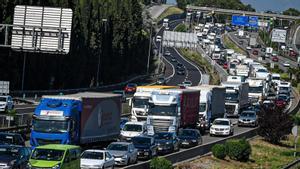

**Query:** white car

left=107, top=142, right=138, bottom=166
left=210, top=118, right=234, bottom=136
left=283, top=61, right=290, bottom=67
left=0, top=95, right=14, bottom=112
left=81, top=150, right=115, bottom=169
left=156, top=35, right=162, bottom=42
left=182, top=80, right=192, bottom=87
left=120, top=121, right=147, bottom=141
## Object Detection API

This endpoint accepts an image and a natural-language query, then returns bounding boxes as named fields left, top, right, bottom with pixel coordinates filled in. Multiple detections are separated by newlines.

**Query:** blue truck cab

left=30, top=97, right=81, bottom=148
left=30, top=92, right=122, bottom=148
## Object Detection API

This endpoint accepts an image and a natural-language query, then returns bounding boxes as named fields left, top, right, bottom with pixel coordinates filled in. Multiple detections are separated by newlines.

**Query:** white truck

left=245, top=78, right=266, bottom=102
left=212, top=47, right=222, bottom=60
left=271, top=73, right=281, bottom=87
left=188, top=85, right=226, bottom=134
left=249, top=37, right=257, bottom=47
left=163, top=18, right=169, bottom=29
left=221, top=82, right=249, bottom=116
left=226, top=49, right=235, bottom=61
left=130, top=86, right=176, bottom=121
left=235, top=65, right=249, bottom=77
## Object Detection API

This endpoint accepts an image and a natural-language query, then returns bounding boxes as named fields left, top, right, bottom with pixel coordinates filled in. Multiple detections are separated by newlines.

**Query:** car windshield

left=127, top=84, right=136, bottom=87
left=32, top=119, right=69, bottom=133
left=249, top=86, right=263, bottom=93
left=213, top=120, right=229, bottom=126
left=279, top=87, right=289, bottom=91
left=240, top=112, right=255, bottom=117
left=132, top=137, right=151, bottom=146
left=158, top=78, right=165, bottom=81
left=31, top=149, right=64, bottom=161
left=230, top=63, right=236, bottom=69
left=107, top=144, right=128, bottom=151
left=0, top=97, right=7, bottom=102
left=225, top=92, right=238, bottom=102
left=257, top=69, right=267, bottom=73
left=278, top=95, right=287, bottom=100
left=178, top=130, right=196, bottom=137
left=148, top=104, right=177, bottom=116
left=0, top=147, right=19, bottom=157
left=123, top=124, right=142, bottom=132
left=81, top=151, right=104, bottom=160
left=133, top=98, right=148, bottom=108
left=154, top=133, right=172, bottom=140
left=272, top=77, right=280, bottom=80
left=183, top=81, right=191, bottom=85
left=199, top=103, right=206, bottom=112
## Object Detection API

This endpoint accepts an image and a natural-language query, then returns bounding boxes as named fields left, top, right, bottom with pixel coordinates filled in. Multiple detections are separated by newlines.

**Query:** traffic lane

left=16, top=106, right=36, bottom=114
left=165, top=48, right=186, bottom=86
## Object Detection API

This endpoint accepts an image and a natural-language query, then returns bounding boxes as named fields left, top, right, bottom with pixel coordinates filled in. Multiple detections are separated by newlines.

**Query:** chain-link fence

left=0, top=113, right=32, bottom=128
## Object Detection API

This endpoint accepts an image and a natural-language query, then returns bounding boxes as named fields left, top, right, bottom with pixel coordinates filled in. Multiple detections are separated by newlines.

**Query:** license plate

left=216, top=132, right=222, bottom=135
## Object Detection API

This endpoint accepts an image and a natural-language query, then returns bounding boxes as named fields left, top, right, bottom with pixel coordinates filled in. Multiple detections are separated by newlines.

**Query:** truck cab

left=246, top=78, right=265, bottom=103
left=146, top=89, right=199, bottom=135
left=212, top=47, right=221, bottom=60
left=130, top=86, right=176, bottom=121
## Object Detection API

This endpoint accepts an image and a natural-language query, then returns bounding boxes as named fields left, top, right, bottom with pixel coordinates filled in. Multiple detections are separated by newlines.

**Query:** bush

left=225, top=139, right=251, bottom=162
left=150, top=157, right=173, bottom=169
left=212, top=144, right=226, bottom=159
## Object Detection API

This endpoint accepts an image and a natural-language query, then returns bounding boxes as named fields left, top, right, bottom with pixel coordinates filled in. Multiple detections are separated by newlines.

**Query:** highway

left=227, top=31, right=298, bottom=72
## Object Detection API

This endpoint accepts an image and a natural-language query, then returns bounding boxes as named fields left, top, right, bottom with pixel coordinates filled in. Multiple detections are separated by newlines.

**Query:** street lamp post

left=147, top=22, right=153, bottom=75
left=96, top=18, right=107, bottom=87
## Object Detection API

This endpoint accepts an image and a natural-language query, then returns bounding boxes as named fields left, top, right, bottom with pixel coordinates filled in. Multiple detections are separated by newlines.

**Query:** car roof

left=35, top=144, right=80, bottom=150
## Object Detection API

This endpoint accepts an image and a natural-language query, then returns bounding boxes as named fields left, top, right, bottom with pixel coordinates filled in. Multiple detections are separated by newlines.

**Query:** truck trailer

left=30, top=92, right=121, bottom=148
left=146, top=89, right=199, bottom=135
left=188, top=85, right=226, bottom=133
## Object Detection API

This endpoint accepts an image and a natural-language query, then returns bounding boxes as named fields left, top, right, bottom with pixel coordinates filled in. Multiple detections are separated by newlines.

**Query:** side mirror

left=129, top=98, right=132, bottom=106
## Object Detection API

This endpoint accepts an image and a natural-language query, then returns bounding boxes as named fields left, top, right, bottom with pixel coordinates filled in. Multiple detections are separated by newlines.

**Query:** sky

left=167, top=0, right=300, bottom=12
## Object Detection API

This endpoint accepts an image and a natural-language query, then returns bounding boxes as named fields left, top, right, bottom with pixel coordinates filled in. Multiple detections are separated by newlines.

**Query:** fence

left=0, top=113, right=32, bottom=128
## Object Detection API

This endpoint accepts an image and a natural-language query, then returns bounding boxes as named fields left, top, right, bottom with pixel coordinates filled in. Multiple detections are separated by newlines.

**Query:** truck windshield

left=199, top=103, right=206, bottom=112
left=249, top=86, right=263, bottom=93
left=0, top=97, right=7, bottom=102
left=123, top=124, right=142, bottom=132
left=225, top=92, right=238, bottom=102
left=31, top=149, right=64, bottom=161
left=33, top=119, right=69, bottom=133
left=148, top=104, right=177, bottom=116
left=133, top=98, right=148, bottom=108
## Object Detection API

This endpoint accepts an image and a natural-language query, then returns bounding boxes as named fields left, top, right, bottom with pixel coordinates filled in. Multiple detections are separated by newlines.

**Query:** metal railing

left=0, top=113, right=32, bottom=128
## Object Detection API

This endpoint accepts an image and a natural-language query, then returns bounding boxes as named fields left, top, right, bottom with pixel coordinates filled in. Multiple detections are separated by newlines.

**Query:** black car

left=154, top=132, right=179, bottom=154
left=178, top=129, right=202, bottom=148
left=176, top=63, right=184, bottom=69
left=177, top=68, right=185, bottom=75
left=132, top=136, right=158, bottom=160
left=171, top=56, right=176, bottom=62
left=0, top=145, right=31, bottom=169
left=156, top=77, right=166, bottom=85
left=0, top=132, right=25, bottom=146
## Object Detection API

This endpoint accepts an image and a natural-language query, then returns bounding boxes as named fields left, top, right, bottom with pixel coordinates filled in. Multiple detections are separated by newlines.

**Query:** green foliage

left=212, top=144, right=226, bottom=159
left=7, top=109, right=17, bottom=116
left=283, top=8, right=300, bottom=16
left=0, top=0, right=150, bottom=90
left=174, top=24, right=187, bottom=32
left=225, top=139, right=251, bottom=162
left=150, top=157, right=173, bottom=169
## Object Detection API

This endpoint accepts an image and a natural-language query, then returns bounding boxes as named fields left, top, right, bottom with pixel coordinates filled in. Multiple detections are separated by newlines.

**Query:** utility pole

left=96, top=18, right=107, bottom=87
left=147, top=22, right=153, bottom=75
left=21, top=52, right=27, bottom=92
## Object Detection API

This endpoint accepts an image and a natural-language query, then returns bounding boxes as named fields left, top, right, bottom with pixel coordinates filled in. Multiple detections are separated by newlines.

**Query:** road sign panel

left=11, top=5, right=73, bottom=54
left=232, top=15, right=248, bottom=26
left=247, top=16, right=258, bottom=27
left=271, top=29, right=287, bottom=43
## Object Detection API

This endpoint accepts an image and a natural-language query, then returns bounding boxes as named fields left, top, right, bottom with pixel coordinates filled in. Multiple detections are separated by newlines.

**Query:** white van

left=120, top=121, right=147, bottom=141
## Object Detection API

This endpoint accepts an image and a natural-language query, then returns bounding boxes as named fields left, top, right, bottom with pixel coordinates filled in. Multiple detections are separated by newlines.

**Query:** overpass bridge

left=186, top=5, right=300, bottom=21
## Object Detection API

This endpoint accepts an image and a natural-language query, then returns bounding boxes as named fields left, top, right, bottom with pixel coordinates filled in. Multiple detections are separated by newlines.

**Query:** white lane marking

left=173, top=48, right=202, bottom=85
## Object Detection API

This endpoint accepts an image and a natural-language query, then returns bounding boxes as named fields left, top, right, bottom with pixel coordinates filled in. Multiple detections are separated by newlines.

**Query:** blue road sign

left=247, top=16, right=258, bottom=27
left=232, top=15, right=249, bottom=26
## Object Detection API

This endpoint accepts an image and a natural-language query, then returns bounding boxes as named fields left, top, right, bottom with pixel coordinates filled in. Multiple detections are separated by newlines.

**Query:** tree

left=177, top=0, right=187, bottom=10
left=257, top=104, right=293, bottom=144
left=283, top=8, right=300, bottom=16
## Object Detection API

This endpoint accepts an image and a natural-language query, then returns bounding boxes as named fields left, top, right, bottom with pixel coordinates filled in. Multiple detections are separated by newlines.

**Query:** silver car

left=107, top=142, right=138, bottom=166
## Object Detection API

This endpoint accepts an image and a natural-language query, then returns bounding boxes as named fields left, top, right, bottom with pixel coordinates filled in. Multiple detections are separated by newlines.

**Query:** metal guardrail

left=10, top=73, right=162, bottom=97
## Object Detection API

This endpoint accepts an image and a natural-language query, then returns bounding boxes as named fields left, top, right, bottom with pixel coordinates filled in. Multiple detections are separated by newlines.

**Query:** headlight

left=225, top=128, right=230, bottom=130
left=52, top=164, right=60, bottom=169
left=9, top=160, right=16, bottom=166
left=192, top=139, right=197, bottom=143
left=122, top=154, right=128, bottom=159
left=210, top=127, right=214, bottom=130
left=166, top=142, right=171, bottom=145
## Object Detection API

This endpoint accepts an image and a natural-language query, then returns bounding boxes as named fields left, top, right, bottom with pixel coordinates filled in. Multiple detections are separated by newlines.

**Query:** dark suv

left=0, top=132, right=25, bottom=146
left=132, top=136, right=157, bottom=160
left=154, top=132, right=179, bottom=154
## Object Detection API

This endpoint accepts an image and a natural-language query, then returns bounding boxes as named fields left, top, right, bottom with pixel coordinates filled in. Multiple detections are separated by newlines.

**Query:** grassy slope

left=223, top=35, right=247, bottom=55
left=176, top=137, right=298, bottom=169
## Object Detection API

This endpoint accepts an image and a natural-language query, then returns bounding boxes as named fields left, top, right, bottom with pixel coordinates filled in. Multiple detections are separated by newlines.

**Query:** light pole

left=147, top=22, right=154, bottom=75
left=21, top=52, right=27, bottom=92
left=96, top=18, right=107, bottom=87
